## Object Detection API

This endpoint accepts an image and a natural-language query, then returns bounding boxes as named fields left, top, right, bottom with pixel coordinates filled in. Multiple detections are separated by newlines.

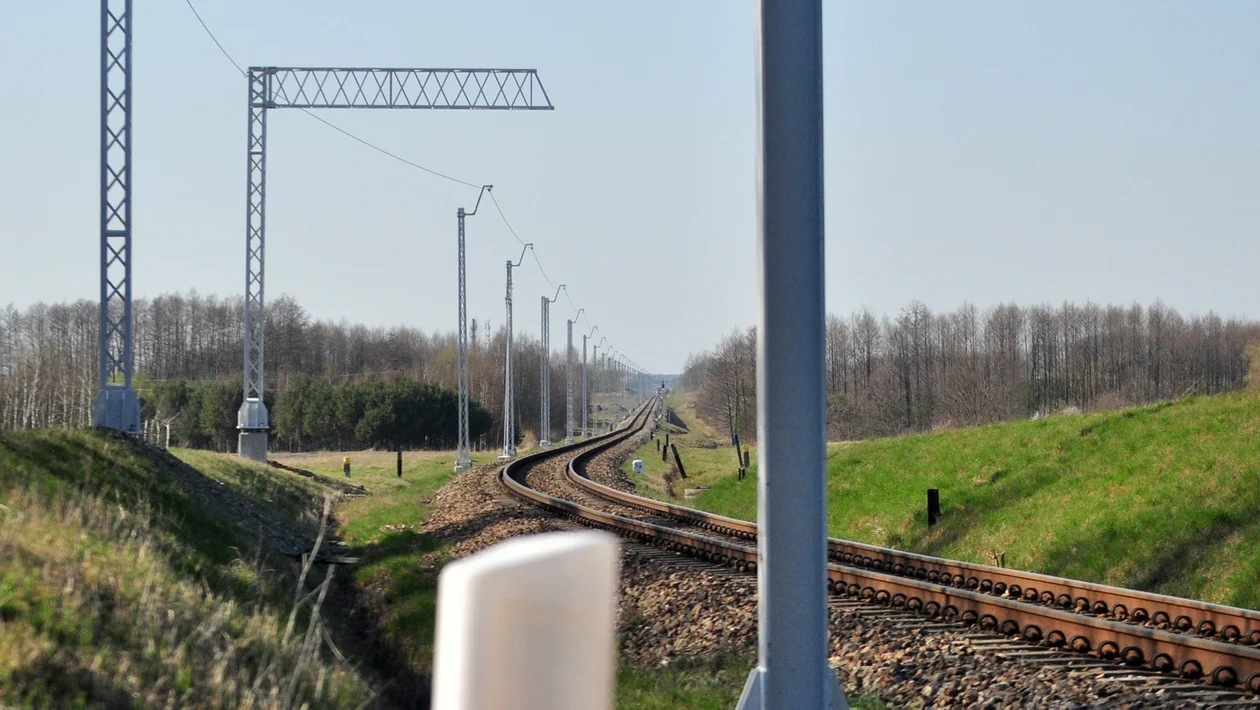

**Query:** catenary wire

left=180, top=1, right=625, bottom=359
left=183, top=0, right=247, bottom=77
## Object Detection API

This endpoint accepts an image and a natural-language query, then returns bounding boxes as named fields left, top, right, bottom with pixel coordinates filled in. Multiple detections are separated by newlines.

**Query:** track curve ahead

left=499, top=394, right=1260, bottom=694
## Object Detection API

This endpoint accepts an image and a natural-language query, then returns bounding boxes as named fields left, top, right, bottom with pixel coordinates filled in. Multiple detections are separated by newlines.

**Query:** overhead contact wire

left=182, top=0, right=621, bottom=357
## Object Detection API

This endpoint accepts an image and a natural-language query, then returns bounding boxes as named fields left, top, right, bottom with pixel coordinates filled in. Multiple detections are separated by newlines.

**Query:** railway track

left=500, top=395, right=1260, bottom=700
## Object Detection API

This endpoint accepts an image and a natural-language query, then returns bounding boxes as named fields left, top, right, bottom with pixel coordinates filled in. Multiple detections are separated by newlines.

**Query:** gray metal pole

left=540, top=285, right=564, bottom=448
left=540, top=296, right=549, bottom=447
left=564, top=317, right=574, bottom=444
left=581, top=334, right=588, bottom=438
left=93, top=0, right=141, bottom=434
left=581, top=326, right=597, bottom=438
left=238, top=69, right=270, bottom=460
left=737, top=0, right=843, bottom=707
left=501, top=245, right=532, bottom=460
left=455, top=206, right=471, bottom=471
left=455, top=186, right=491, bottom=472
left=501, top=260, right=515, bottom=459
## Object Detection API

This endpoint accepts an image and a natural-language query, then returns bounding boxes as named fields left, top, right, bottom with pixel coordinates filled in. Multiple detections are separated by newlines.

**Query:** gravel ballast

left=419, top=424, right=1230, bottom=708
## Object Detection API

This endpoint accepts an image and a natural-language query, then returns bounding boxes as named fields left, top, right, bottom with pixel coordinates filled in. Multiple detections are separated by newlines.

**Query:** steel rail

left=563, top=429, right=1260, bottom=649
left=499, top=395, right=1260, bottom=693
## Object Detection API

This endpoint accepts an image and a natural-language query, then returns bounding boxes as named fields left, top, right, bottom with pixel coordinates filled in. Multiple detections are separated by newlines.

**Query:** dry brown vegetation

left=0, top=429, right=374, bottom=708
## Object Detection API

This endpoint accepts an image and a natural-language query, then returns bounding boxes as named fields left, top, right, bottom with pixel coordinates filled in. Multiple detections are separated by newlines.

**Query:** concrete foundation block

left=238, top=431, right=269, bottom=461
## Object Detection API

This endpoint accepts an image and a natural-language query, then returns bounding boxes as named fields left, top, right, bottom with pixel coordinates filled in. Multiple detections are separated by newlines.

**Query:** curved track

left=500, top=395, right=1260, bottom=695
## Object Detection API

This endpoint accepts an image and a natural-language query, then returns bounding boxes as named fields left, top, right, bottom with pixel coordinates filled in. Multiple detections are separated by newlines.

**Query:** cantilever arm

left=512, top=243, right=534, bottom=267
left=465, top=185, right=493, bottom=216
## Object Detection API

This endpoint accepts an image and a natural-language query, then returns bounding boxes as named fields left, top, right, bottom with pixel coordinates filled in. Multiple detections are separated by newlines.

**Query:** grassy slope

left=694, top=392, right=1260, bottom=609
left=0, top=429, right=371, bottom=708
left=623, top=389, right=758, bottom=502
left=267, top=449, right=486, bottom=677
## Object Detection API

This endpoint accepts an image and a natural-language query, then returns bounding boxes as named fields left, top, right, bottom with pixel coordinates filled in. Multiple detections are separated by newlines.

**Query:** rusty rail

left=500, top=395, right=1260, bottom=693
left=563, top=417, right=1260, bottom=650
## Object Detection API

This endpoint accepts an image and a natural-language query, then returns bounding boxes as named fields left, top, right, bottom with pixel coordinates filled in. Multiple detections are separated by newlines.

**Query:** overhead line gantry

left=238, top=66, right=553, bottom=460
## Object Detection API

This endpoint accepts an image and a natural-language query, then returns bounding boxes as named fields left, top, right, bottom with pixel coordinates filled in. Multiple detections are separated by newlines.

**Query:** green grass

left=691, top=391, right=1260, bottom=609
left=616, top=661, right=751, bottom=709
left=267, top=449, right=495, bottom=674
left=615, top=660, right=885, bottom=709
left=0, top=429, right=371, bottom=708
left=624, top=390, right=756, bottom=501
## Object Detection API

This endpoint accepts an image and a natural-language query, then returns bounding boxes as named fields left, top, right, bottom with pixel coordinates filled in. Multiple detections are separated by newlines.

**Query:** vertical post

left=238, top=67, right=270, bottom=460
left=398, top=445, right=404, bottom=478
left=456, top=208, right=472, bottom=471
left=540, top=296, right=550, bottom=448
left=565, top=319, right=574, bottom=444
left=738, top=0, right=843, bottom=707
left=93, top=0, right=141, bottom=433
left=581, top=335, right=588, bottom=439
left=501, top=260, right=515, bottom=459
left=927, top=489, right=941, bottom=527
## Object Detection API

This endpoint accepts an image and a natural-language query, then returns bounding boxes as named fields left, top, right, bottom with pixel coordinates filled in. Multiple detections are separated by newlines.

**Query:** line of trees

left=680, top=300, right=1260, bottom=442
left=0, top=291, right=627, bottom=450
left=141, top=375, right=491, bottom=452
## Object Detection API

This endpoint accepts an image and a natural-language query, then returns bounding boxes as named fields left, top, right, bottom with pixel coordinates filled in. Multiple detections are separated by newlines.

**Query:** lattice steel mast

left=239, top=67, right=552, bottom=460
left=564, top=309, right=582, bottom=444
left=581, top=326, right=597, bottom=439
left=93, top=0, right=141, bottom=433
left=539, top=285, right=563, bottom=448
left=455, top=186, right=492, bottom=472
left=499, top=244, right=532, bottom=461
left=592, top=336, right=606, bottom=432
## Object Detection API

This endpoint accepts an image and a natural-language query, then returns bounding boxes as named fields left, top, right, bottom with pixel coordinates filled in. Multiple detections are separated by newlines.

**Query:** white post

left=432, top=532, right=619, bottom=710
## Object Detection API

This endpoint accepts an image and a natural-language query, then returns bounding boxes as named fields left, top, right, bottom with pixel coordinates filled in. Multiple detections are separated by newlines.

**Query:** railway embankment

left=0, top=428, right=378, bottom=707
left=689, top=391, right=1260, bottom=610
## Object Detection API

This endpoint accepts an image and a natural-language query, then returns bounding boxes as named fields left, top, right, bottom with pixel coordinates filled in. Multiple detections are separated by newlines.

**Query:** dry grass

left=0, top=430, right=374, bottom=708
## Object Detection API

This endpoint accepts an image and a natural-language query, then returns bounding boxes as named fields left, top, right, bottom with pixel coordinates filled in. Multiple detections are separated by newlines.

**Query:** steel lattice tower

left=93, top=0, right=141, bottom=433
left=591, top=337, right=606, bottom=432
left=539, top=285, right=563, bottom=447
left=564, top=313, right=580, bottom=445
left=580, top=326, right=597, bottom=439
left=455, top=187, right=491, bottom=472
left=540, top=296, right=549, bottom=447
left=238, top=67, right=552, bottom=460
left=499, top=245, right=532, bottom=460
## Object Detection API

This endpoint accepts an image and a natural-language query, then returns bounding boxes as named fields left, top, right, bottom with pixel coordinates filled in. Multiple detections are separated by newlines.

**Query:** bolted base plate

left=238, top=431, right=269, bottom=462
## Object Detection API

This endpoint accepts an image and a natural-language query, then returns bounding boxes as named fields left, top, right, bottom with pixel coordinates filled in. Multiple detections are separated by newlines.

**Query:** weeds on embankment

left=0, top=429, right=373, bottom=708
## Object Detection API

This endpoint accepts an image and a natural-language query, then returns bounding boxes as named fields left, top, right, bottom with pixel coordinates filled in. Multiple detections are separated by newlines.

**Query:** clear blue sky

left=2, top=2, right=1258, bottom=374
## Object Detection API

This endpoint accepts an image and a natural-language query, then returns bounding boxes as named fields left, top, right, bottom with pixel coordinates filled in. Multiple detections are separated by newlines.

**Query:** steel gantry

left=455, top=186, right=492, bottom=472
left=539, top=285, right=564, bottom=448
left=499, top=244, right=533, bottom=461
left=93, top=0, right=141, bottom=433
left=580, top=326, right=597, bottom=439
left=239, top=67, right=553, bottom=460
left=564, top=310, right=582, bottom=444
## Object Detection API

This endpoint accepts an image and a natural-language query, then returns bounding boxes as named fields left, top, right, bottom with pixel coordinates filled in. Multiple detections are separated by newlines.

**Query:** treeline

left=143, top=375, right=490, bottom=452
left=0, top=291, right=626, bottom=449
left=681, top=300, right=1260, bottom=442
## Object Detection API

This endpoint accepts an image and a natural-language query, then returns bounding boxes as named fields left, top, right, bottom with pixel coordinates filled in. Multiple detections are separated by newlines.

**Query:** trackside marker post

left=432, top=531, right=619, bottom=710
